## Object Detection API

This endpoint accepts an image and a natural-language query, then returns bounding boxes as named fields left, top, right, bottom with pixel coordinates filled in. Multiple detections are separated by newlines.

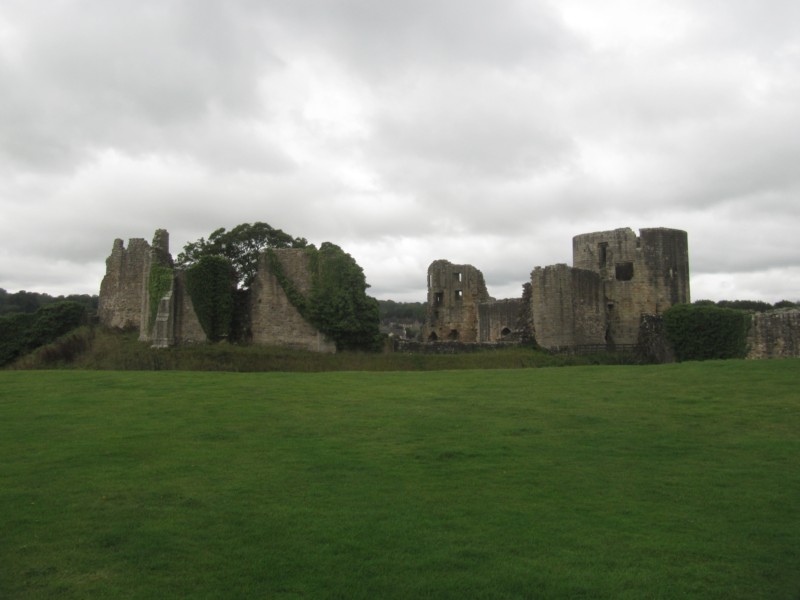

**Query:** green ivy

left=663, top=303, right=751, bottom=361
left=148, top=265, right=174, bottom=328
left=267, top=244, right=381, bottom=351
left=185, top=256, right=235, bottom=342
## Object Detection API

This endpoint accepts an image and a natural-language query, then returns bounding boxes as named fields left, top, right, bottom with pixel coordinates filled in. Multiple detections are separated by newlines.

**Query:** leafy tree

left=177, top=222, right=307, bottom=289
left=307, top=243, right=381, bottom=351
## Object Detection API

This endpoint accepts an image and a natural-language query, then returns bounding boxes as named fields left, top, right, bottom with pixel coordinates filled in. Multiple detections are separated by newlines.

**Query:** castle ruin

left=424, top=227, right=691, bottom=351
left=98, top=230, right=336, bottom=352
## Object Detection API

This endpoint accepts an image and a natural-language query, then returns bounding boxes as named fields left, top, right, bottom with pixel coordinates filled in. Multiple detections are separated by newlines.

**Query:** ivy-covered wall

left=185, top=256, right=235, bottom=342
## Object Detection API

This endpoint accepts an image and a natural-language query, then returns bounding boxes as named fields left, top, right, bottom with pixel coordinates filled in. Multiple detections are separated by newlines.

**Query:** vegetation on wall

left=663, top=303, right=751, bottom=361
left=184, top=256, right=235, bottom=342
left=0, top=301, right=87, bottom=366
left=147, top=265, right=174, bottom=328
left=177, top=222, right=308, bottom=289
left=267, top=243, right=381, bottom=351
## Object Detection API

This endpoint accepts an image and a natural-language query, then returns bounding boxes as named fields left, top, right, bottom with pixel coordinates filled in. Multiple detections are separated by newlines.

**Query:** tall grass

left=1, top=360, right=799, bottom=598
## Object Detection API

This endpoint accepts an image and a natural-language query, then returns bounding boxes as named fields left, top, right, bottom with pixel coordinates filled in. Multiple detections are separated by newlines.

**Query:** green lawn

left=1, top=360, right=799, bottom=599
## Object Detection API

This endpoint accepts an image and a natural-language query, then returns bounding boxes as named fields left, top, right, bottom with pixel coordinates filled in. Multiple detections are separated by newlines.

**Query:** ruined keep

left=98, top=230, right=336, bottom=352
left=424, top=227, right=690, bottom=351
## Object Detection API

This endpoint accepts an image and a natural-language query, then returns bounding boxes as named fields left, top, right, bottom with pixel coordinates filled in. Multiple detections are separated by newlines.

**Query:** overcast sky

left=1, top=0, right=799, bottom=302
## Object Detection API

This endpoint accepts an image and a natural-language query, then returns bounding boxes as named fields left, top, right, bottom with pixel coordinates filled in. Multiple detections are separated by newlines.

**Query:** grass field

left=2, top=360, right=799, bottom=599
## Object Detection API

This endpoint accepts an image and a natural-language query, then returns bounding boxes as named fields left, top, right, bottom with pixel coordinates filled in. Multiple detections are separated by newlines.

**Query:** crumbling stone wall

left=530, top=264, right=606, bottom=349
left=572, top=228, right=690, bottom=346
left=139, top=229, right=174, bottom=343
left=249, top=249, right=336, bottom=353
left=747, top=309, right=800, bottom=359
left=99, top=229, right=207, bottom=346
left=423, top=260, right=491, bottom=342
left=478, top=298, right=526, bottom=342
left=98, top=237, right=150, bottom=329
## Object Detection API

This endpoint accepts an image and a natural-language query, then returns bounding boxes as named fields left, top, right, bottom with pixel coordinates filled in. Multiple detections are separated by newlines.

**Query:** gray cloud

left=1, top=0, right=799, bottom=303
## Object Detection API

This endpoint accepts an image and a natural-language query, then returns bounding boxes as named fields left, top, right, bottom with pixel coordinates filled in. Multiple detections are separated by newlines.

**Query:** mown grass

left=1, top=360, right=799, bottom=599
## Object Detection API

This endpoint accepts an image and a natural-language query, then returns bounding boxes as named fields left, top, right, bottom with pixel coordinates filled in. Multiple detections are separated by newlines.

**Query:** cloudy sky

left=1, top=0, right=799, bottom=302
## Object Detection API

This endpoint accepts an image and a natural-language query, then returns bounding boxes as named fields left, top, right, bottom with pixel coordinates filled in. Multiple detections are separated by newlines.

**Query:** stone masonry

left=422, top=260, right=491, bottom=342
left=98, top=237, right=150, bottom=330
left=425, top=226, right=691, bottom=351
left=99, top=230, right=334, bottom=352
left=747, top=309, right=800, bottom=359
left=250, top=249, right=336, bottom=353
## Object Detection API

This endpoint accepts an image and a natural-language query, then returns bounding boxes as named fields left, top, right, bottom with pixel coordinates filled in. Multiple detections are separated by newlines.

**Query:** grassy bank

left=2, top=360, right=799, bottom=598
left=9, top=327, right=634, bottom=371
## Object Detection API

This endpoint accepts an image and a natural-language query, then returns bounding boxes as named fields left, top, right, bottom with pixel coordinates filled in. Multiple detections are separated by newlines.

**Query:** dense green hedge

left=185, top=256, right=235, bottom=342
left=0, top=302, right=87, bottom=366
left=663, top=303, right=751, bottom=361
left=267, top=244, right=381, bottom=351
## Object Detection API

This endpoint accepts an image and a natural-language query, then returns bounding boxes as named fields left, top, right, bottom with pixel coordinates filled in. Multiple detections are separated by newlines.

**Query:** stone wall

left=747, top=309, right=800, bottom=359
left=571, top=227, right=690, bottom=346
left=530, top=264, right=605, bottom=350
left=423, top=260, right=491, bottom=342
left=478, top=298, right=525, bottom=342
left=171, top=271, right=207, bottom=344
left=98, top=237, right=150, bottom=329
left=249, top=249, right=336, bottom=353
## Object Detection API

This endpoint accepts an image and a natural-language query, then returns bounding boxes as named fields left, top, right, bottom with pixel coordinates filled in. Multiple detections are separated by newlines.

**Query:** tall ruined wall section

left=423, top=260, right=491, bottom=342
left=99, top=230, right=206, bottom=345
left=747, top=309, right=800, bottom=359
left=249, top=249, right=336, bottom=353
left=530, top=264, right=606, bottom=349
left=572, top=227, right=689, bottom=346
left=98, top=237, right=151, bottom=329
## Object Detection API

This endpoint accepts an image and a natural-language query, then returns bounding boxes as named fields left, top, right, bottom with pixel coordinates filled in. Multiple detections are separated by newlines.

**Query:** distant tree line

left=0, top=301, right=88, bottom=366
left=0, top=288, right=98, bottom=315
left=378, top=300, right=426, bottom=323
left=692, top=298, right=797, bottom=312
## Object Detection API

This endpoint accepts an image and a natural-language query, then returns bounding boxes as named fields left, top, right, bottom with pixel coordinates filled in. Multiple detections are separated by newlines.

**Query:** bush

left=663, top=303, right=751, bottom=361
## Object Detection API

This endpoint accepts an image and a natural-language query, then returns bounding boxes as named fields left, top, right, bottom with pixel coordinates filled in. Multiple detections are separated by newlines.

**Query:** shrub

left=663, top=303, right=751, bottom=361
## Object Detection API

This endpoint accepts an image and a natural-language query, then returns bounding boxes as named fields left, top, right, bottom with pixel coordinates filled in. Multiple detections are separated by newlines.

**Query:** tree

left=177, top=222, right=307, bottom=289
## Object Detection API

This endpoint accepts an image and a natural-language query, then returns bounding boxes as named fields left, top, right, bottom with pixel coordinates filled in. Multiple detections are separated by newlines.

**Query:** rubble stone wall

left=98, top=237, right=150, bottom=330
left=423, top=260, right=491, bottom=342
left=249, top=249, right=336, bottom=353
left=747, top=309, right=800, bottom=359
left=478, top=298, right=525, bottom=342
left=530, top=264, right=605, bottom=349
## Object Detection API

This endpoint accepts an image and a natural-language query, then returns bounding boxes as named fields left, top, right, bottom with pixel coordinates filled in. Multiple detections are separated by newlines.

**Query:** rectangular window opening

left=615, top=262, right=634, bottom=281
